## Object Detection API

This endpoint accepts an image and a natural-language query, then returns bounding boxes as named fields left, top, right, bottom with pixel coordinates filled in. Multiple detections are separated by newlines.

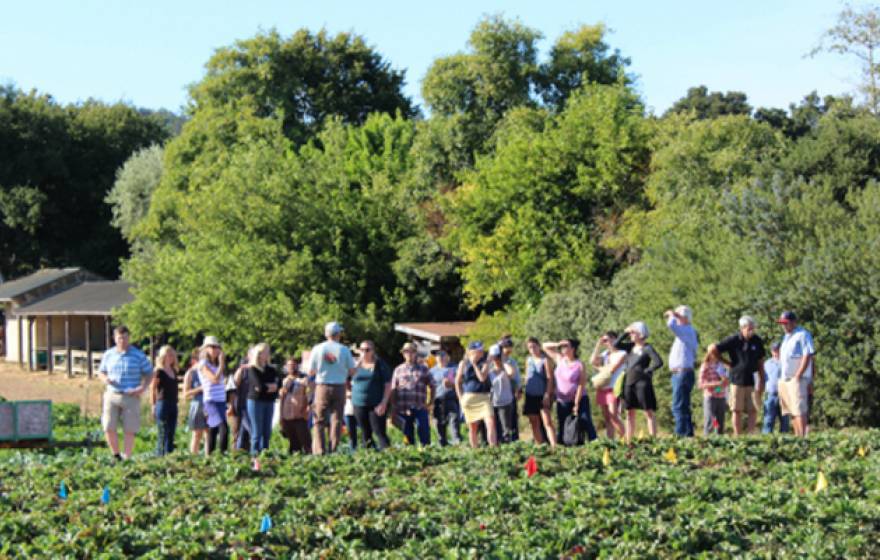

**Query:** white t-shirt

left=779, top=326, right=815, bottom=381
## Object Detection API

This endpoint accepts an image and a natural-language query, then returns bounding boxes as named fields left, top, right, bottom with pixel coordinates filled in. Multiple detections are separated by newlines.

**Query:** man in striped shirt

left=98, top=325, right=153, bottom=460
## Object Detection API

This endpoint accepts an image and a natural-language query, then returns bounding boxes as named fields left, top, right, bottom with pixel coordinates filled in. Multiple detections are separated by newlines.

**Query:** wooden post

left=150, top=336, right=157, bottom=363
left=85, top=317, right=92, bottom=379
left=64, top=315, right=72, bottom=377
left=104, top=316, right=111, bottom=350
left=27, top=317, right=34, bottom=371
left=18, top=315, right=24, bottom=368
left=46, top=317, right=53, bottom=373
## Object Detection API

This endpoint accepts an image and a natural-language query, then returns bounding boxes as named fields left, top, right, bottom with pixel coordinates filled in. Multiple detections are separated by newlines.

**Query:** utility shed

left=14, top=281, right=133, bottom=377
left=0, top=268, right=101, bottom=365
left=393, top=321, right=475, bottom=362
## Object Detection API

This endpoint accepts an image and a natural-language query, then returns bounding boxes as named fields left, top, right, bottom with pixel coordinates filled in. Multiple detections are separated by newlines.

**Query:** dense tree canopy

left=0, top=86, right=168, bottom=279
left=190, top=28, right=416, bottom=146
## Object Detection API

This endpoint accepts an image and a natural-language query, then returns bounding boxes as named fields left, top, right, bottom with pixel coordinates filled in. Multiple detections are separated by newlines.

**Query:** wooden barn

left=1, top=269, right=133, bottom=376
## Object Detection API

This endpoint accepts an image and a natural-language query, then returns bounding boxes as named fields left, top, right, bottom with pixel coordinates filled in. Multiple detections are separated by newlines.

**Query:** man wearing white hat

left=308, top=322, right=356, bottom=454
left=665, top=305, right=698, bottom=437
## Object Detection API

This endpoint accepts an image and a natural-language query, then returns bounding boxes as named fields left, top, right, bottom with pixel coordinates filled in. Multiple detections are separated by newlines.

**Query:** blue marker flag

left=59, top=482, right=68, bottom=500
left=260, top=514, right=272, bottom=533
left=101, top=486, right=110, bottom=505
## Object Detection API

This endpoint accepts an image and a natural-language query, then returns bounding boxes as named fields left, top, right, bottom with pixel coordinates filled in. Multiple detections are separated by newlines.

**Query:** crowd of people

left=94, top=308, right=816, bottom=460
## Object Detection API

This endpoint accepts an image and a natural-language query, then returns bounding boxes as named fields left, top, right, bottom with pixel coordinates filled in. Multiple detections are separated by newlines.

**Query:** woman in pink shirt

left=542, top=339, right=597, bottom=445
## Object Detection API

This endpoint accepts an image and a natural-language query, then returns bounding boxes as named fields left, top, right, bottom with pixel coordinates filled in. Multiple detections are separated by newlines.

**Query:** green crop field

left=1, top=406, right=878, bottom=559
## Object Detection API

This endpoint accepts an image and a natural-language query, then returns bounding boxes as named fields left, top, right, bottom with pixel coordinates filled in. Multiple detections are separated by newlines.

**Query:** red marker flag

left=525, top=455, right=538, bottom=478
left=712, top=417, right=720, bottom=432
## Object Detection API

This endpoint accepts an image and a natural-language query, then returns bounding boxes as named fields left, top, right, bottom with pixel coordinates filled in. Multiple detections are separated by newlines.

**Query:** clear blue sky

left=0, top=0, right=864, bottom=115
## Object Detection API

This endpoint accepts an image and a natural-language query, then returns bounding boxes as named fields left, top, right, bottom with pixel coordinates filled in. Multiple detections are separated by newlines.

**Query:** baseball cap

left=776, top=311, right=797, bottom=324
left=675, top=305, right=693, bottom=322
left=499, top=337, right=514, bottom=348
left=324, top=321, right=343, bottom=336
left=467, top=341, right=484, bottom=351
left=488, top=344, right=502, bottom=357
left=771, top=342, right=781, bottom=351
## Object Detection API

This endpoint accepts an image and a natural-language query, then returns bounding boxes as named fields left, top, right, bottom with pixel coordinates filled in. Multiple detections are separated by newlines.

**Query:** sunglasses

left=359, top=347, right=372, bottom=352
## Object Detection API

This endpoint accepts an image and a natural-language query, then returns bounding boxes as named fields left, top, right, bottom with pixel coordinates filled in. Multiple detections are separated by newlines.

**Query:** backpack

left=562, top=414, right=583, bottom=446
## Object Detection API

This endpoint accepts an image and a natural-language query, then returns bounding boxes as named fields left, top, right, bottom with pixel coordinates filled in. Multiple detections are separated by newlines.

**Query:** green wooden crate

left=0, top=401, right=53, bottom=441
left=0, top=402, right=14, bottom=441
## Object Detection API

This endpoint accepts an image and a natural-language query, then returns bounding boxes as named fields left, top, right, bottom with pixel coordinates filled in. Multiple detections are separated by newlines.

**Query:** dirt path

left=0, top=361, right=105, bottom=417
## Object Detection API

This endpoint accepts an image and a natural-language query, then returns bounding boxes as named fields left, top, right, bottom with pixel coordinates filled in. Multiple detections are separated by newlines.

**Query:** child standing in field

left=699, top=350, right=729, bottom=435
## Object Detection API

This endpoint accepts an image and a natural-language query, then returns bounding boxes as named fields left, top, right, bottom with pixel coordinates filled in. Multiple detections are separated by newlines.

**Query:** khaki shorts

left=102, top=390, right=142, bottom=433
left=729, top=385, right=755, bottom=413
left=779, top=377, right=809, bottom=417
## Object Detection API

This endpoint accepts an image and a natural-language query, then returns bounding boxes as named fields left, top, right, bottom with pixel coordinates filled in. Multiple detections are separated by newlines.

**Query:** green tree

left=443, top=84, right=649, bottom=307
left=0, top=86, right=167, bottom=278
left=121, top=111, right=455, bottom=357
left=105, top=145, right=163, bottom=247
left=810, top=3, right=880, bottom=113
left=536, top=23, right=631, bottom=109
left=666, top=85, right=752, bottom=119
left=190, top=28, right=415, bottom=146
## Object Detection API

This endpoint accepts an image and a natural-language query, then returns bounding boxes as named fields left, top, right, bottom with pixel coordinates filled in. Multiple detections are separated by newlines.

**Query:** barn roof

left=0, top=268, right=82, bottom=302
left=394, top=322, right=475, bottom=342
left=14, top=281, right=133, bottom=316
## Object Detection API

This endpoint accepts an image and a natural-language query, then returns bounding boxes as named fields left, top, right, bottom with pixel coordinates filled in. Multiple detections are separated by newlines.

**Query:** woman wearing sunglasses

left=350, top=340, right=393, bottom=450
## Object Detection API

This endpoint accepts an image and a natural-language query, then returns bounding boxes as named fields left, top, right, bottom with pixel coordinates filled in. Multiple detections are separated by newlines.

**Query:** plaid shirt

left=392, top=362, right=435, bottom=411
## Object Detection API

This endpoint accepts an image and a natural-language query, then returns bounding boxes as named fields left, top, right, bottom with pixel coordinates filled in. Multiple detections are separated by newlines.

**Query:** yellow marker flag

left=637, top=429, right=647, bottom=440
left=815, top=471, right=829, bottom=493
left=858, top=447, right=867, bottom=458
left=602, top=448, right=612, bottom=467
left=664, top=448, right=678, bottom=465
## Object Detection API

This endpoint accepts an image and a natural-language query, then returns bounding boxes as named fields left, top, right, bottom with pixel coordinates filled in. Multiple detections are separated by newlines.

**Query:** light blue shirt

left=489, top=363, right=514, bottom=407
left=505, top=356, right=521, bottom=391
left=308, top=340, right=355, bottom=385
left=99, top=346, right=152, bottom=392
left=763, top=358, right=782, bottom=395
left=667, top=318, right=698, bottom=370
left=780, top=326, right=815, bottom=381
left=430, top=366, right=455, bottom=399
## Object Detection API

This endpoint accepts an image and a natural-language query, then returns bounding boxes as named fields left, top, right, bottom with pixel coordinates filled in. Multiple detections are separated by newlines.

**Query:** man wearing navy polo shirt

left=97, top=325, right=154, bottom=460
left=709, top=316, right=765, bottom=436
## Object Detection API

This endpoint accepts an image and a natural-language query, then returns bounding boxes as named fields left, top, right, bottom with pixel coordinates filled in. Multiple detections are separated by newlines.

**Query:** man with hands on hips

left=97, top=325, right=154, bottom=461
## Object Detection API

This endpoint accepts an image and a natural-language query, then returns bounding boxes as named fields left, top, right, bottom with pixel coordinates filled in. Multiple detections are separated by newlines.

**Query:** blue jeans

left=556, top=395, right=598, bottom=445
left=670, top=369, right=695, bottom=437
left=154, top=400, right=177, bottom=456
left=236, top=414, right=252, bottom=452
left=246, top=399, right=274, bottom=455
left=398, top=407, right=431, bottom=446
left=434, top=396, right=462, bottom=446
left=762, top=393, right=790, bottom=434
